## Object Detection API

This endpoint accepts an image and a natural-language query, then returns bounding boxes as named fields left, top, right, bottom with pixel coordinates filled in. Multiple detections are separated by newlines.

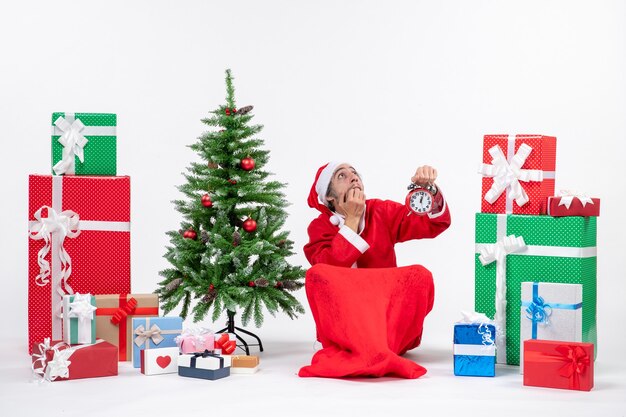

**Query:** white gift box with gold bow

left=131, top=317, right=183, bottom=368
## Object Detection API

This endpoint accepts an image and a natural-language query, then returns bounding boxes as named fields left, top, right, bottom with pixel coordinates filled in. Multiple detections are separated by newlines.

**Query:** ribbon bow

left=524, top=294, right=552, bottom=325
left=478, top=235, right=526, bottom=357
left=557, top=190, right=595, bottom=209
left=110, top=297, right=138, bottom=325
left=67, top=293, right=96, bottom=323
left=134, top=324, right=164, bottom=347
left=32, top=338, right=73, bottom=382
left=28, top=206, right=80, bottom=292
left=552, top=345, right=590, bottom=390
left=214, top=333, right=237, bottom=354
left=52, top=116, right=89, bottom=175
left=479, top=144, right=543, bottom=208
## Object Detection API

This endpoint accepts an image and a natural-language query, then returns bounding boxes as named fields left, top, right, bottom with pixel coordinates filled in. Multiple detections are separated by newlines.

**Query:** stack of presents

left=453, top=134, right=599, bottom=391
left=28, top=112, right=260, bottom=382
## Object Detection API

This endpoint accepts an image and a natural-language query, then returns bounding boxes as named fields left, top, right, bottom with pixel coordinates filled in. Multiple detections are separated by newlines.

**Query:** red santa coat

left=299, top=177, right=451, bottom=379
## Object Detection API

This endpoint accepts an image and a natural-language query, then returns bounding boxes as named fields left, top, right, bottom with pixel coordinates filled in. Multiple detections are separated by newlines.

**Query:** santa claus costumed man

left=299, top=162, right=451, bottom=379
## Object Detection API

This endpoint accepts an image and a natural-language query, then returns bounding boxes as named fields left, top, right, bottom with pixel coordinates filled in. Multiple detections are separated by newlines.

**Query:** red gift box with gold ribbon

left=28, top=175, right=131, bottom=353
left=523, top=339, right=594, bottom=391
left=95, top=294, right=159, bottom=361
left=479, top=134, right=556, bottom=215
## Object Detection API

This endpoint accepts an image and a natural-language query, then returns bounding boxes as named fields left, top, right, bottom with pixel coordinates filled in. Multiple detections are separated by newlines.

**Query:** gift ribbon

left=66, top=293, right=96, bottom=344
left=557, top=190, right=595, bottom=209
left=525, top=344, right=590, bottom=390
left=52, top=115, right=88, bottom=175
left=134, top=324, right=165, bottom=347
left=478, top=136, right=555, bottom=213
left=522, top=282, right=582, bottom=339
left=189, top=350, right=224, bottom=369
left=478, top=233, right=527, bottom=362
left=214, top=333, right=237, bottom=354
left=475, top=214, right=597, bottom=363
left=28, top=176, right=131, bottom=340
left=96, top=295, right=158, bottom=361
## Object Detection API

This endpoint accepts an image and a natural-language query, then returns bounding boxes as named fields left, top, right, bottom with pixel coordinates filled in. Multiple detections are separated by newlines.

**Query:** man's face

left=326, top=163, right=364, bottom=208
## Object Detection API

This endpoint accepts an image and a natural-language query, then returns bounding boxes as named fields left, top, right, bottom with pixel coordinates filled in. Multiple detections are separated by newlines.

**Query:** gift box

left=95, top=294, right=159, bottom=361
left=453, top=323, right=496, bottom=377
left=214, top=333, right=237, bottom=354
left=63, top=293, right=96, bottom=345
left=51, top=112, right=117, bottom=176
left=520, top=282, right=582, bottom=373
left=132, top=316, right=183, bottom=368
left=28, top=175, right=131, bottom=353
left=479, top=134, right=556, bottom=215
left=523, top=339, right=593, bottom=391
left=32, top=339, right=118, bottom=382
left=547, top=194, right=600, bottom=217
left=228, top=355, right=260, bottom=374
left=178, top=351, right=230, bottom=380
left=140, top=346, right=179, bottom=375
left=475, top=213, right=596, bottom=365
left=175, top=328, right=215, bottom=354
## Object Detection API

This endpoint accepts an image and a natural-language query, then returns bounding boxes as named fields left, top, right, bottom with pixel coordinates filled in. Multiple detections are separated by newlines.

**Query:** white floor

left=2, top=335, right=625, bottom=417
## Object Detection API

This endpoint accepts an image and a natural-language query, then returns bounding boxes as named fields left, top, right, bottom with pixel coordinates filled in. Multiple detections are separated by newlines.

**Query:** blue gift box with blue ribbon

left=453, top=323, right=496, bottom=377
left=520, top=281, right=582, bottom=372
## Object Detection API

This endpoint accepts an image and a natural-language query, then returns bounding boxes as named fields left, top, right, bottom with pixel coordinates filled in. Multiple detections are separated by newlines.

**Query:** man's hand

left=335, top=187, right=366, bottom=232
left=411, top=165, right=438, bottom=187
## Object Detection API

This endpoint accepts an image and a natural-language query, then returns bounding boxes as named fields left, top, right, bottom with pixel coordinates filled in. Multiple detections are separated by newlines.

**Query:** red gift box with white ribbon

left=479, top=134, right=556, bottom=215
left=546, top=191, right=600, bottom=217
left=523, top=339, right=594, bottom=391
left=28, top=175, right=131, bottom=353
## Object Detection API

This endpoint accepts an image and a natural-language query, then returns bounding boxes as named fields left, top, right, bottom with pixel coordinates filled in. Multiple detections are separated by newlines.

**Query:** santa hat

left=308, top=162, right=345, bottom=225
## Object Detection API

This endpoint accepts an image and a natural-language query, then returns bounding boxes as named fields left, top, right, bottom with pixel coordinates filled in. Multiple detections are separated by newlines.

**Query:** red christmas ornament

left=201, top=194, right=213, bottom=208
left=225, top=108, right=231, bottom=116
left=275, top=281, right=283, bottom=288
left=209, top=284, right=214, bottom=290
left=240, top=157, right=255, bottom=171
left=183, top=228, right=197, bottom=240
left=248, top=281, right=256, bottom=287
left=228, top=179, right=237, bottom=185
left=242, top=218, right=257, bottom=233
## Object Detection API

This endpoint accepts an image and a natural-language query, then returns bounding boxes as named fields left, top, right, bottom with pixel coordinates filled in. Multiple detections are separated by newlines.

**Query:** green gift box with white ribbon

left=51, top=112, right=117, bottom=176
left=62, top=293, right=97, bottom=345
left=474, top=213, right=596, bottom=366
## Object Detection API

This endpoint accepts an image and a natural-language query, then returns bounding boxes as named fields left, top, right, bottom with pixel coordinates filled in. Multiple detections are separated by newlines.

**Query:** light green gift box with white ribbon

left=63, top=293, right=97, bottom=345
left=51, top=112, right=117, bottom=176
left=474, top=213, right=596, bottom=366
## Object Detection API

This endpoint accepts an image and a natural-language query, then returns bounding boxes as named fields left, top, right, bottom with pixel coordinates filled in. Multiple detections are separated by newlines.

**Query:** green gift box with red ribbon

left=475, top=213, right=597, bottom=366
left=95, top=294, right=159, bottom=361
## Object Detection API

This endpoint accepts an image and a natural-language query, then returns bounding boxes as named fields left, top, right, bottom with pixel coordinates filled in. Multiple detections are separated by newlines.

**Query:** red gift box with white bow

left=523, top=339, right=594, bottom=391
left=31, top=339, right=118, bottom=382
left=479, top=134, right=556, bottom=215
left=546, top=192, right=600, bottom=217
left=28, top=175, right=131, bottom=353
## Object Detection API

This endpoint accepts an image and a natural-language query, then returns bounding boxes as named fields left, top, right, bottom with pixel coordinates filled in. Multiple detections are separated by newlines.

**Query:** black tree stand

left=216, top=310, right=264, bottom=355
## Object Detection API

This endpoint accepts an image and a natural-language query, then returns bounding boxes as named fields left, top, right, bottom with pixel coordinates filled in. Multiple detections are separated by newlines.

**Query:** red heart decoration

left=156, top=355, right=172, bottom=369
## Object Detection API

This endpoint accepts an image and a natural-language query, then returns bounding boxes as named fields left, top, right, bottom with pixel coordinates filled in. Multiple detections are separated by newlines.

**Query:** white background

left=1, top=1, right=625, bottom=415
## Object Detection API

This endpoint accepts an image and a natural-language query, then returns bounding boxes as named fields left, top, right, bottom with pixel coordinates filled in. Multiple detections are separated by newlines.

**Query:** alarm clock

left=406, top=183, right=437, bottom=215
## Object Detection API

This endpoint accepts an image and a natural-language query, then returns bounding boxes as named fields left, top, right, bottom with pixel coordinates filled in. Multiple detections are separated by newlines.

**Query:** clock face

left=408, top=190, right=432, bottom=214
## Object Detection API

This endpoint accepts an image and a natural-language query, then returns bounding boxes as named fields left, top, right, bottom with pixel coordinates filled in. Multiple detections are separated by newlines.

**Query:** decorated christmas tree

left=156, top=69, right=305, bottom=331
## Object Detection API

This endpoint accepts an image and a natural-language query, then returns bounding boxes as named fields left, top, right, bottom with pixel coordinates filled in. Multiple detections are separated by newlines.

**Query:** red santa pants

left=298, top=263, right=435, bottom=379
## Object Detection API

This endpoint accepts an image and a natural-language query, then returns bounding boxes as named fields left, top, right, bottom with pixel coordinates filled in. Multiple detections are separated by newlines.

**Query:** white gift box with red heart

left=140, top=347, right=179, bottom=375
